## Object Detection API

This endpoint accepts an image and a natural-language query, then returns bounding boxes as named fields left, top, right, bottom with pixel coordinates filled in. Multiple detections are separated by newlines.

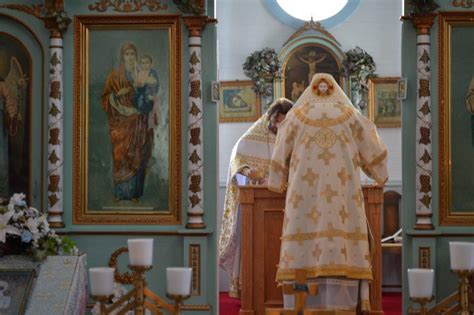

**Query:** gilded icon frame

left=73, top=15, right=181, bottom=225
left=218, top=80, right=261, bottom=123
left=439, top=12, right=474, bottom=225
left=368, top=77, right=401, bottom=128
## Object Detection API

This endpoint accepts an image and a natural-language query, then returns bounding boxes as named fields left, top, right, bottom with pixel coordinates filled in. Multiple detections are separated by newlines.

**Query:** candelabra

left=407, top=268, right=434, bottom=315
left=89, top=239, right=192, bottom=315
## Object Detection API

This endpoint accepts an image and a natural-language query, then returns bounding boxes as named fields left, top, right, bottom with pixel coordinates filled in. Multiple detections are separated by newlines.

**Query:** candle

left=89, top=267, right=114, bottom=296
left=166, top=267, right=192, bottom=296
left=407, top=268, right=434, bottom=298
left=128, top=239, right=154, bottom=266
left=449, top=242, right=474, bottom=271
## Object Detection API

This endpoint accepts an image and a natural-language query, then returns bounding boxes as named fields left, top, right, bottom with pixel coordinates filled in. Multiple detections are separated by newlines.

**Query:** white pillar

left=47, top=35, right=64, bottom=228
left=412, top=15, right=436, bottom=230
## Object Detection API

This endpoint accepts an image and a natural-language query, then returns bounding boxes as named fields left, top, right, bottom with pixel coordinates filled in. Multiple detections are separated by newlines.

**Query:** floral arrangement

left=341, top=46, right=376, bottom=94
left=0, top=193, right=78, bottom=260
left=406, top=0, right=439, bottom=14
left=243, top=47, right=281, bottom=97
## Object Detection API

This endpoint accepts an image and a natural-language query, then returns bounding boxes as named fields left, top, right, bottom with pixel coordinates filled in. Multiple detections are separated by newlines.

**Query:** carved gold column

left=0, top=1, right=70, bottom=227
left=182, top=17, right=215, bottom=229
left=411, top=14, right=436, bottom=230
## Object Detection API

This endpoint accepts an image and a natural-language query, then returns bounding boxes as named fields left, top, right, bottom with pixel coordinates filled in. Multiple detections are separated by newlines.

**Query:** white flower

left=0, top=211, right=20, bottom=243
left=11, top=210, right=24, bottom=221
left=9, top=193, right=26, bottom=207
left=38, top=215, right=50, bottom=233
left=26, top=217, right=40, bottom=240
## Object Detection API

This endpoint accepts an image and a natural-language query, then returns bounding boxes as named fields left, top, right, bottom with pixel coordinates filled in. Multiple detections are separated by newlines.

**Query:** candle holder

left=90, top=264, right=190, bottom=315
left=451, top=269, right=473, bottom=315
left=409, top=296, right=433, bottom=315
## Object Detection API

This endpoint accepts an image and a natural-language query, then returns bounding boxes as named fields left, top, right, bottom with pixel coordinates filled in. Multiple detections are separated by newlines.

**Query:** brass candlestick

left=409, top=296, right=433, bottom=315
left=452, top=270, right=473, bottom=315
left=90, top=265, right=189, bottom=315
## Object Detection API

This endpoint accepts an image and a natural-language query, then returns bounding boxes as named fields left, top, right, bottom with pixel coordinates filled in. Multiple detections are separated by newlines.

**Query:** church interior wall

left=402, top=1, right=474, bottom=313
left=217, top=0, right=403, bottom=292
left=0, top=0, right=218, bottom=314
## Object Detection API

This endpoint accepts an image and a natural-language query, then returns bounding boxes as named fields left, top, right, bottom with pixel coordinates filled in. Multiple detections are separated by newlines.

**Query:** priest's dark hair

left=267, top=97, right=293, bottom=134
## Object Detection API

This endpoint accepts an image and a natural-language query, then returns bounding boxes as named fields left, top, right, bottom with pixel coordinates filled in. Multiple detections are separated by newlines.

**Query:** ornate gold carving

left=419, top=126, right=431, bottom=145
left=189, top=244, right=201, bottom=295
left=439, top=12, right=474, bottom=226
left=88, top=0, right=168, bottom=12
left=419, top=79, right=430, bottom=97
left=402, top=13, right=436, bottom=35
left=189, top=80, right=201, bottom=98
left=189, top=194, right=201, bottom=208
left=48, top=194, right=59, bottom=207
left=0, top=1, right=71, bottom=35
left=284, top=17, right=340, bottom=46
left=189, top=127, right=201, bottom=145
left=73, top=15, right=181, bottom=225
left=48, top=174, right=60, bottom=193
left=452, top=0, right=474, bottom=8
left=189, top=150, right=201, bottom=164
left=49, top=128, right=60, bottom=145
left=108, top=247, right=135, bottom=284
left=189, top=174, right=201, bottom=193
left=420, top=150, right=432, bottom=164
left=48, top=150, right=60, bottom=164
left=182, top=16, right=217, bottom=37
left=189, top=102, right=201, bottom=116
left=49, top=81, right=61, bottom=99
left=418, top=247, right=431, bottom=268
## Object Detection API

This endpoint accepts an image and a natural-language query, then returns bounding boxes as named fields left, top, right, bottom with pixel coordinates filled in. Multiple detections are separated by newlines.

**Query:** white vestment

left=219, top=113, right=276, bottom=297
left=269, top=73, right=388, bottom=311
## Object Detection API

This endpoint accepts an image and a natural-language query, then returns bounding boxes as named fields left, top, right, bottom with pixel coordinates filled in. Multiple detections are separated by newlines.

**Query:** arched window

left=264, top=0, right=360, bottom=29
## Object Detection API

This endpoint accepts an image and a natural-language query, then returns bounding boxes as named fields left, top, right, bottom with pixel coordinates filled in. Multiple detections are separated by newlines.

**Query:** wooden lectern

left=239, top=185, right=384, bottom=315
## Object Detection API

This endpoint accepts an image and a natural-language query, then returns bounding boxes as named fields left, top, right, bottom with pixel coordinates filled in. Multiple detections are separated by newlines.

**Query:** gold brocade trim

left=360, top=299, right=371, bottom=311
left=276, top=265, right=373, bottom=281
left=243, top=133, right=275, bottom=143
left=294, top=105, right=353, bottom=128
left=359, top=153, right=388, bottom=185
left=281, top=229, right=368, bottom=242
left=268, top=182, right=288, bottom=194
left=234, top=153, right=271, bottom=175
left=368, top=150, right=387, bottom=167
left=270, top=160, right=288, bottom=175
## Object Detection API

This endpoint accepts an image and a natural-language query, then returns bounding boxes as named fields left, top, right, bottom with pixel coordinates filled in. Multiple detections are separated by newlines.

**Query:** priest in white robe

left=219, top=98, right=294, bottom=297
left=268, top=73, right=388, bottom=311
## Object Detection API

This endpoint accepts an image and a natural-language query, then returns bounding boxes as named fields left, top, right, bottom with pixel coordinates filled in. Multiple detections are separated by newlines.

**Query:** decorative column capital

left=411, top=13, right=437, bottom=35
left=0, top=0, right=71, bottom=37
left=182, top=16, right=217, bottom=37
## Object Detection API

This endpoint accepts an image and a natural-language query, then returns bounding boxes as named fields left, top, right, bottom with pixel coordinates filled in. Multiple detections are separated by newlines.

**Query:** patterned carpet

left=219, top=292, right=402, bottom=314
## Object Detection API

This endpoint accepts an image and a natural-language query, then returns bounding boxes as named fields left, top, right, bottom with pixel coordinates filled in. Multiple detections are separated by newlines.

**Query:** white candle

left=449, top=242, right=474, bottom=271
left=407, top=268, right=434, bottom=299
left=89, top=267, right=114, bottom=296
left=166, top=267, right=192, bottom=296
left=128, top=239, right=153, bottom=266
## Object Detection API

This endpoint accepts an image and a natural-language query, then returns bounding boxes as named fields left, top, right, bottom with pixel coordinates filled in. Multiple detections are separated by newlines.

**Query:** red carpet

left=219, top=292, right=402, bottom=314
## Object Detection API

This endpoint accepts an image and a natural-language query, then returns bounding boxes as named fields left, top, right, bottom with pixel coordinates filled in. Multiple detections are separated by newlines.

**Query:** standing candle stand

left=407, top=268, right=434, bottom=315
left=449, top=242, right=474, bottom=315
left=89, top=239, right=192, bottom=315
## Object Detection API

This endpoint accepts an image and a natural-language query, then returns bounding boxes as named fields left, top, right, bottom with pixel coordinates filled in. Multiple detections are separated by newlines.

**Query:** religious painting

left=219, top=81, right=260, bottom=123
left=73, top=16, right=181, bottom=224
left=282, top=43, right=342, bottom=102
left=211, top=81, right=220, bottom=102
left=439, top=12, right=474, bottom=225
left=0, top=33, right=31, bottom=204
left=397, top=78, right=407, bottom=100
left=0, top=269, right=35, bottom=314
left=368, top=77, right=401, bottom=128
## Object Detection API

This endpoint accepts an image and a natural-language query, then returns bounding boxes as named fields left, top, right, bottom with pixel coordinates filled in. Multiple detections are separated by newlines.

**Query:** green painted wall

left=402, top=2, right=474, bottom=313
left=0, top=0, right=218, bottom=314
